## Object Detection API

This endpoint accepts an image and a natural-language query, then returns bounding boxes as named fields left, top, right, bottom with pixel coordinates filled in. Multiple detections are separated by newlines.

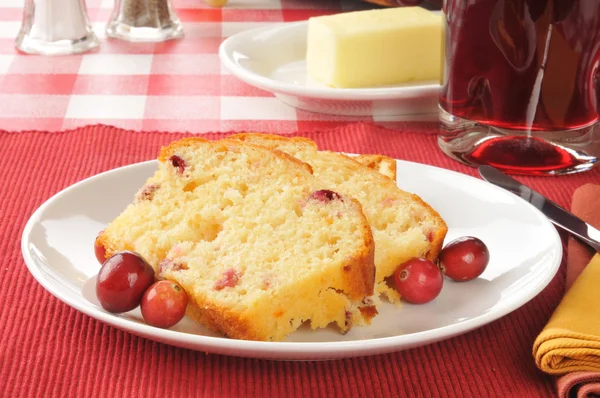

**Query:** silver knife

left=478, top=165, right=600, bottom=253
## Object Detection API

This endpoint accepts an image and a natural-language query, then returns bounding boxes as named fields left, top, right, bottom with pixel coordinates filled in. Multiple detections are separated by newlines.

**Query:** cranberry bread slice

left=97, top=138, right=376, bottom=341
left=230, top=133, right=447, bottom=302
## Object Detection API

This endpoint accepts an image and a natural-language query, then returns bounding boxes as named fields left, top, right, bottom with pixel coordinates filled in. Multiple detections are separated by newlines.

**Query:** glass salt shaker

left=15, top=0, right=99, bottom=55
left=106, top=0, right=184, bottom=42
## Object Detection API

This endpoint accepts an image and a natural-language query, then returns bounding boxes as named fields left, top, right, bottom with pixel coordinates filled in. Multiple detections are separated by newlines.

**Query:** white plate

left=21, top=159, right=562, bottom=360
left=219, top=21, right=441, bottom=117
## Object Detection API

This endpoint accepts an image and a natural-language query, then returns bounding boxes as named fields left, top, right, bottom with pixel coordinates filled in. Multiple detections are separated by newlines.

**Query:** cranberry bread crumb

left=230, top=133, right=448, bottom=302
left=97, top=138, right=376, bottom=341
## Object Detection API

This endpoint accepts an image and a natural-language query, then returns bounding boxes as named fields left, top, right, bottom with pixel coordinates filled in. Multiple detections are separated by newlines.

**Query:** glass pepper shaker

left=106, top=0, right=184, bottom=42
left=15, top=0, right=99, bottom=55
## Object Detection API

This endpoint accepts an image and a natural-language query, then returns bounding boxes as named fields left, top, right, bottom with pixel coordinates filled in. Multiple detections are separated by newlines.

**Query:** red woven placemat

left=2, top=123, right=598, bottom=397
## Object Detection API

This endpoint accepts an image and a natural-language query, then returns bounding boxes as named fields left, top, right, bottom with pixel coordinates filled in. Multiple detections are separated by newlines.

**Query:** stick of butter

left=306, top=7, right=443, bottom=88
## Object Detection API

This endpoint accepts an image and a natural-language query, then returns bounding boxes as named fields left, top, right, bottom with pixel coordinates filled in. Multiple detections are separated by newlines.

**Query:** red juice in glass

left=438, top=0, right=600, bottom=175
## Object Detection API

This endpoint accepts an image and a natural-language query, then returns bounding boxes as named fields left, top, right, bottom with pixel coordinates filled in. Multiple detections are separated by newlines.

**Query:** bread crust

left=231, top=132, right=317, bottom=150
left=340, top=197, right=376, bottom=299
left=353, top=154, right=397, bottom=180
left=232, top=133, right=396, bottom=180
left=157, top=136, right=209, bottom=163
left=185, top=291, right=268, bottom=341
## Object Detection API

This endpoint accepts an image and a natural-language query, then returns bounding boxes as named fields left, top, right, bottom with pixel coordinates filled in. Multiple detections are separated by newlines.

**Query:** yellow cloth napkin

left=534, top=254, right=600, bottom=375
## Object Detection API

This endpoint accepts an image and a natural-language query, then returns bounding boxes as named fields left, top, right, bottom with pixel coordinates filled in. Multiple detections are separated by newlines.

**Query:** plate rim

left=218, top=20, right=441, bottom=102
left=21, top=158, right=563, bottom=360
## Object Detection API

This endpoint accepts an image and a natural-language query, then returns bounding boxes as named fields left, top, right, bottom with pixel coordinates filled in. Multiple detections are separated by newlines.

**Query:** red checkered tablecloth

left=0, top=0, right=436, bottom=133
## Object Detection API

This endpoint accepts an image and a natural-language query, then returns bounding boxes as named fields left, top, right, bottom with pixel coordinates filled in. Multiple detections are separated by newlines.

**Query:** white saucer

left=219, top=21, right=441, bottom=117
left=21, top=158, right=562, bottom=360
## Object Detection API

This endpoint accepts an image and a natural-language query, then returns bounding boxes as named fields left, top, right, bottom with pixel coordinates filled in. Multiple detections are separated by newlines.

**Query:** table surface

left=0, top=0, right=432, bottom=134
left=6, top=124, right=589, bottom=398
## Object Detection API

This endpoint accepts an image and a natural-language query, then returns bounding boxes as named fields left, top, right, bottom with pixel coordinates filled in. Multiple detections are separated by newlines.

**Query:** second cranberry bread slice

left=230, top=133, right=448, bottom=301
left=97, top=138, right=376, bottom=341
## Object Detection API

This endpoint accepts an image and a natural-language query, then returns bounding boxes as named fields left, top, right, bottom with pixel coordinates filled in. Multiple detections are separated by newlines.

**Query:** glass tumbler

left=15, top=0, right=99, bottom=55
left=438, top=0, right=600, bottom=175
left=106, top=0, right=183, bottom=42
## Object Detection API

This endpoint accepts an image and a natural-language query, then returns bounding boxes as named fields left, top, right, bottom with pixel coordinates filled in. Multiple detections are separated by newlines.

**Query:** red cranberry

left=159, top=259, right=188, bottom=274
left=439, top=237, right=490, bottom=282
left=344, top=310, right=353, bottom=330
left=214, top=269, right=241, bottom=291
left=310, top=190, right=342, bottom=202
left=427, top=231, right=435, bottom=242
left=169, top=155, right=186, bottom=174
left=393, top=258, right=443, bottom=304
left=136, top=184, right=159, bottom=201
left=141, top=281, right=188, bottom=328
left=96, top=251, right=155, bottom=313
